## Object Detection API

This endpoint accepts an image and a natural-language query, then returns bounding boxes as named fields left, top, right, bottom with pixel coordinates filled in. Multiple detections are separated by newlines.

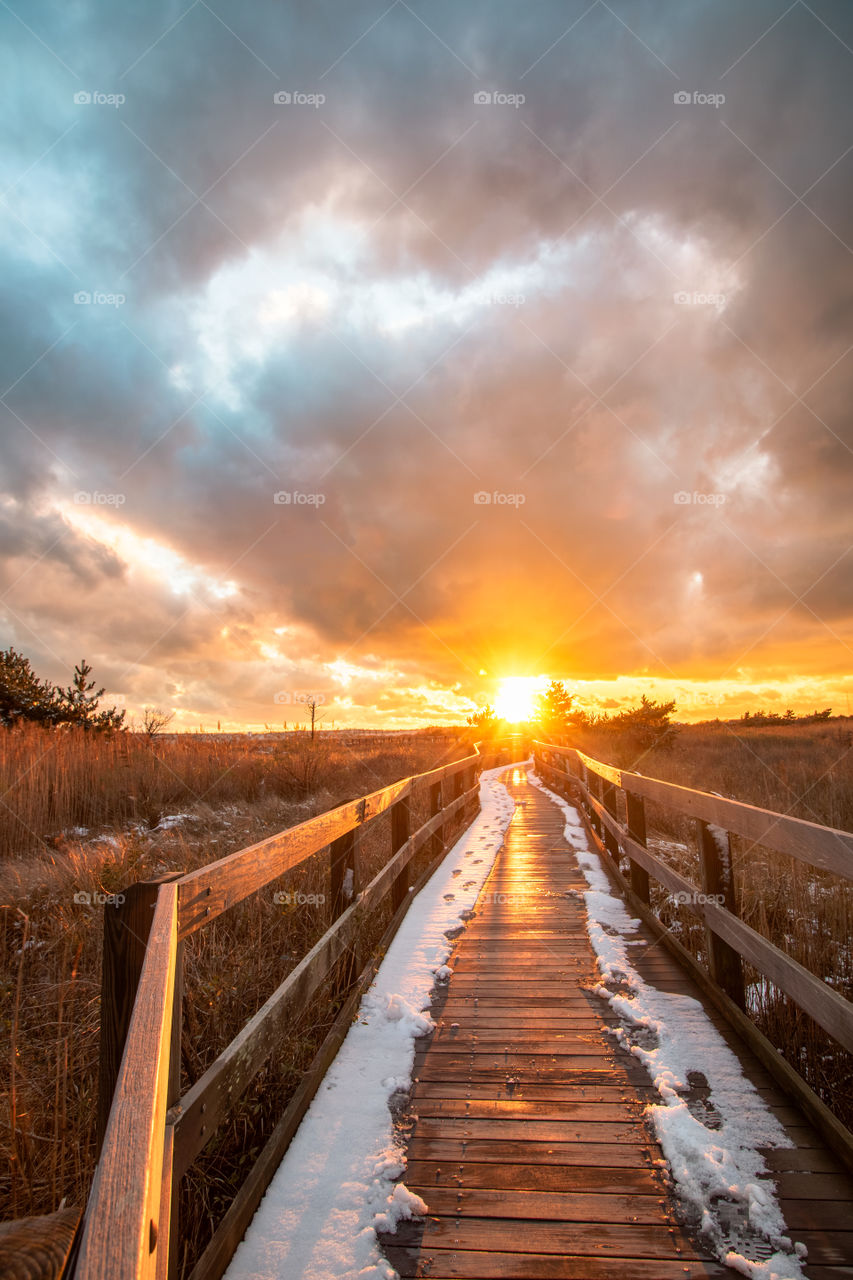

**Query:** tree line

left=0, top=647, right=126, bottom=731
left=468, top=681, right=678, bottom=752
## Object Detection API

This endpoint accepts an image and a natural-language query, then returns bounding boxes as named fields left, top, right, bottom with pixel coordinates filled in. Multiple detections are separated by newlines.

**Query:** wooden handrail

left=548, top=742, right=853, bottom=879
left=71, top=734, right=524, bottom=1279
left=75, top=883, right=178, bottom=1279
left=531, top=739, right=853, bottom=1169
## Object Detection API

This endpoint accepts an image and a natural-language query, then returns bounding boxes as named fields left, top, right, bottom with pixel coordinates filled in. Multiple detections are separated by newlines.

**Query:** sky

left=1, top=0, right=852, bottom=729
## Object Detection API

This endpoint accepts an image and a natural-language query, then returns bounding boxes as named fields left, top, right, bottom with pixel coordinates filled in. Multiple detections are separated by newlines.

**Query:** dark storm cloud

left=1, top=0, right=852, bottom=716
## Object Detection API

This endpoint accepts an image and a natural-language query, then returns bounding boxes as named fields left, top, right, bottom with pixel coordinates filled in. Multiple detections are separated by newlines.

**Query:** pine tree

left=0, top=647, right=62, bottom=726
left=534, top=680, right=575, bottom=740
left=58, top=660, right=126, bottom=731
left=467, top=704, right=498, bottom=733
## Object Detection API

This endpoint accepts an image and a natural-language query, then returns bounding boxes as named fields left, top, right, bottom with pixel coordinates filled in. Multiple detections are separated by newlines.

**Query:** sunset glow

left=494, top=677, right=546, bottom=724
left=0, top=5, right=851, bottom=731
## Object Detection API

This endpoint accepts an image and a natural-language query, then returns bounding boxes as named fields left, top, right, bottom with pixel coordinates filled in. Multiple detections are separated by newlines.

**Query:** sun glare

left=494, top=676, right=545, bottom=723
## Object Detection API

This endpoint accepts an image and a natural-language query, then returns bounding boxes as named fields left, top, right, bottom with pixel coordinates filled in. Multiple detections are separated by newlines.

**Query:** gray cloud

left=1, top=0, right=852, bottom=720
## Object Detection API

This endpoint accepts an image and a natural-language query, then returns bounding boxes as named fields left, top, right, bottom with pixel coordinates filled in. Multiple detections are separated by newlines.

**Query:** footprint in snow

left=443, top=893, right=455, bottom=901
left=463, top=880, right=476, bottom=889
left=472, top=858, right=482, bottom=864
left=452, top=869, right=462, bottom=877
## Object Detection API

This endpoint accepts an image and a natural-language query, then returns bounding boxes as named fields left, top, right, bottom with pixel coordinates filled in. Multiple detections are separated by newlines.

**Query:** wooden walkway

left=380, top=766, right=853, bottom=1280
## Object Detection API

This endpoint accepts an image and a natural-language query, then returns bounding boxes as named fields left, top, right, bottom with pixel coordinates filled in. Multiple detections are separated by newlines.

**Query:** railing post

left=330, top=829, right=360, bottom=990
left=625, top=790, right=651, bottom=906
left=391, top=796, right=411, bottom=913
left=97, top=871, right=183, bottom=1150
left=466, top=763, right=480, bottom=820
left=586, top=771, right=602, bottom=839
left=428, top=780, right=444, bottom=862
left=600, top=779, right=621, bottom=865
left=696, top=819, right=745, bottom=1010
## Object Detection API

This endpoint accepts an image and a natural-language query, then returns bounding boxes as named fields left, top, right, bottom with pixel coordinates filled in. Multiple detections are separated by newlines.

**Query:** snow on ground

left=527, top=769, right=807, bottom=1280
left=224, top=765, right=517, bottom=1280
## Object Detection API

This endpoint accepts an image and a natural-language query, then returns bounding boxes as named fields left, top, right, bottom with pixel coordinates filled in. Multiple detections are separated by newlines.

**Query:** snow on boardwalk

left=227, top=765, right=853, bottom=1280
left=224, top=766, right=516, bottom=1280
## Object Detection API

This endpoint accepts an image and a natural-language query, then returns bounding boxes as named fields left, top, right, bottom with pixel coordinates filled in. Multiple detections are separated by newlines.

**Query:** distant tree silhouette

left=142, top=706, right=175, bottom=737
left=467, top=704, right=499, bottom=734
left=534, top=680, right=576, bottom=740
left=611, top=695, right=678, bottom=752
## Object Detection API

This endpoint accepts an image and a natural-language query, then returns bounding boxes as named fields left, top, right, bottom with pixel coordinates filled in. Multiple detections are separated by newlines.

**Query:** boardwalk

left=381, top=766, right=853, bottom=1280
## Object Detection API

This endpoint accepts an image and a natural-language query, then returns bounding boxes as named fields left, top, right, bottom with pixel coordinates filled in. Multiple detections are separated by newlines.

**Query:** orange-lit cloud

left=1, top=3, right=852, bottom=728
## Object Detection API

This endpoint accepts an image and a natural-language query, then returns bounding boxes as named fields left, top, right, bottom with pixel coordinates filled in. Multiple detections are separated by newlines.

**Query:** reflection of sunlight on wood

left=494, top=675, right=545, bottom=723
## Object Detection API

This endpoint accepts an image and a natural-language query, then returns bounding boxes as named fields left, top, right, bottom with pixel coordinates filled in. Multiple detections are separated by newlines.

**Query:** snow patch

left=156, top=812, right=193, bottom=830
left=224, top=765, right=516, bottom=1280
left=527, top=767, right=806, bottom=1279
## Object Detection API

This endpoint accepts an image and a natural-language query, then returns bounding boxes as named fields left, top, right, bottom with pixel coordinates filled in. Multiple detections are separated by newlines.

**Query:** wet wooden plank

left=380, top=1247, right=730, bottom=1279
left=403, top=1161, right=664, bottom=1194
left=399, top=1217, right=710, bottom=1259
left=406, top=1188, right=676, bottom=1225
left=404, top=1138, right=658, bottom=1167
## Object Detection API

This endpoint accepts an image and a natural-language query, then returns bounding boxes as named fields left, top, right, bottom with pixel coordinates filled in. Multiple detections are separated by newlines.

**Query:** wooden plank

left=403, top=1160, right=662, bottom=1194
left=176, top=752, right=480, bottom=936
left=411, top=1118, right=649, bottom=1142
left=404, top=1138, right=657, bottom=1166
left=176, top=777, right=412, bottom=935
left=76, top=885, right=178, bottom=1280
left=381, top=1247, right=729, bottom=1279
left=406, top=1187, right=675, bottom=1225
left=97, top=873, right=183, bottom=1148
left=402, top=1217, right=708, bottom=1259
left=413, top=1082, right=651, bottom=1103
left=409, top=1099, right=640, bottom=1121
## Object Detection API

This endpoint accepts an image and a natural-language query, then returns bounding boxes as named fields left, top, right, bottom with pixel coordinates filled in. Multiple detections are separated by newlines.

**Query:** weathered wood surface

left=540, top=743, right=853, bottom=880
left=177, top=752, right=481, bottom=936
left=380, top=769, right=853, bottom=1279
left=76, top=884, right=178, bottom=1280
left=0, top=1206, right=80, bottom=1280
left=184, top=808, right=476, bottom=1280
left=173, top=785, right=476, bottom=1180
left=561, top=760, right=853, bottom=1056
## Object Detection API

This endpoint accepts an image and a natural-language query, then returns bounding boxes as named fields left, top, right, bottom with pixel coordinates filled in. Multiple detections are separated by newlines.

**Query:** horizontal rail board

left=76, top=884, right=178, bottom=1280
left=173, top=787, right=475, bottom=1179
left=185, top=798, right=473, bottom=1280
left=579, top=786, right=853, bottom=1057
left=177, top=754, right=479, bottom=936
left=535, top=743, right=853, bottom=880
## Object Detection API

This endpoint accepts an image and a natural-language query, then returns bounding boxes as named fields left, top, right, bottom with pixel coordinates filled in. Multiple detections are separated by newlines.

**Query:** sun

left=494, top=676, right=546, bottom=724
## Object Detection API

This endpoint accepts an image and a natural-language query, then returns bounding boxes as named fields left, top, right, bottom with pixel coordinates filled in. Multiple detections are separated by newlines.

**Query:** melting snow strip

left=224, top=765, right=516, bottom=1280
left=527, top=768, right=807, bottom=1280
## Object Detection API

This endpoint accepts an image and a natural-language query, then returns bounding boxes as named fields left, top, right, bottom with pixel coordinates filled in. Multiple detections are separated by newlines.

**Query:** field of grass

left=0, top=725, right=471, bottom=1270
left=3, top=718, right=852, bottom=1269
left=565, top=718, right=853, bottom=1129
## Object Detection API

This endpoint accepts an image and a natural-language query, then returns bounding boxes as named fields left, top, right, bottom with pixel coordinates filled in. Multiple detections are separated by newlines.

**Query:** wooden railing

left=532, top=739, right=853, bottom=1170
left=70, top=736, right=524, bottom=1280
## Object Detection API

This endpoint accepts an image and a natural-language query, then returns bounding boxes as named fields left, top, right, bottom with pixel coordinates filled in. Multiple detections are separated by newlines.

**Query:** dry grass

left=567, top=719, right=853, bottom=1129
left=0, top=726, right=471, bottom=1269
